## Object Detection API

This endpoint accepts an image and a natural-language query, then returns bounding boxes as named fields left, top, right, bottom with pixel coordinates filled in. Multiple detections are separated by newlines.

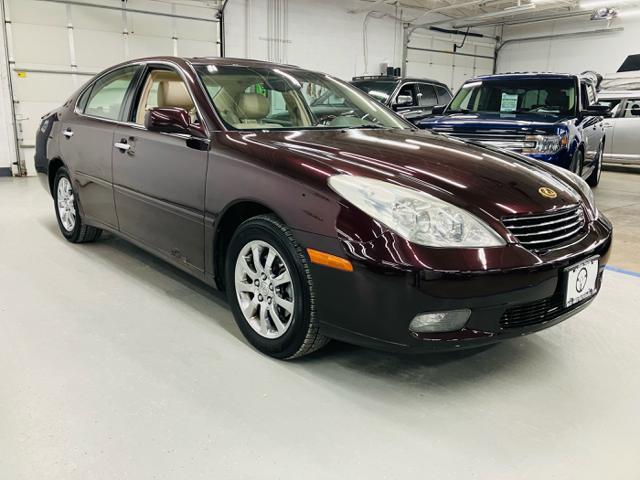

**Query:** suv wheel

left=53, top=167, right=102, bottom=243
left=225, top=214, right=329, bottom=359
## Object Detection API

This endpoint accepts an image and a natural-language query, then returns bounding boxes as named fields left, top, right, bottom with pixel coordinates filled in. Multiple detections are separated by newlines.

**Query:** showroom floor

left=1, top=172, right=639, bottom=479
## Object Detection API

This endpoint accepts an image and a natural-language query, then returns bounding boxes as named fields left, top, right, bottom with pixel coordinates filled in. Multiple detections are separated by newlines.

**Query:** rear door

left=605, top=98, right=640, bottom=164
left=112, top=64, right=209, bottom=273
left=59, top=65, right=140, bottom=229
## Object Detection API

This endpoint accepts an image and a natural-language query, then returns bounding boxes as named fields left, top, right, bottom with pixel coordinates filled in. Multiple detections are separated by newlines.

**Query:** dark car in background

left=35, top=57, right=611, bottom=360
left=351, top=75, right=452, bottom=124
left=418, top=73, right=610, bottom=186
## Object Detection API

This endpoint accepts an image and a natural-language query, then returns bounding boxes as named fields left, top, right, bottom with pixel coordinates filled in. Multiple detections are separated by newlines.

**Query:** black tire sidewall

left=53, top=167, right=82, bottom=242
left=225, top=218, right=313, bottom=359
left=571, top=149, right=584, bottom=175
left=587, top=142, right=603, bottom=187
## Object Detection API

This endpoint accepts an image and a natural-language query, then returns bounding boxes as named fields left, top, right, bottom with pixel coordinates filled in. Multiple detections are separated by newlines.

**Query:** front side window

left=133, top=68, right=197, bottom=124
left=195, top=65, right=409, bottom=130
left=435, top=85, right=452, bottom=104
left=417, top=83, right=438, bottom=107
left=84, top=66, right=138, bottom=120
left=448, top=78, right=577, bottom=116
left=350, top=80, right=397, bottom=104
left=623, top=98, right=640, bottom=118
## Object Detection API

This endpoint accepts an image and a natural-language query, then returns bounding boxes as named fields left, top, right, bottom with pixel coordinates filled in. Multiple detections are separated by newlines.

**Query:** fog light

left=409, top=309, right=471, bottom=333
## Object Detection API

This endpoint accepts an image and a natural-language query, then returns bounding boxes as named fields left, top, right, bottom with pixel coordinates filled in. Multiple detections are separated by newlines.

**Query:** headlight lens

left=328, top=175, right=505, bottom=248
left=522, top=133, right=568, bottom=154
left=543, top=162, right=598, bottom=220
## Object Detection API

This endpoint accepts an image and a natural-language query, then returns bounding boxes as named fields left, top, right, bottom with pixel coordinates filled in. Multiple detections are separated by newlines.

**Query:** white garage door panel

left=75, top=29, right=124, bottom=69
left=73, top=6, right=121, bottom=32
left=128, top=35, right=174, bottom=59
left=179, top=39, right=219, bottom=58
left=12, top=73, right=76, bottom=103
left=3, top=0, right=221, bottom=176
left=12, top=24, right=70, bottom=67
left=10, top=0, right=66, bottom=25
left=176, top=18, right=218, bottom=43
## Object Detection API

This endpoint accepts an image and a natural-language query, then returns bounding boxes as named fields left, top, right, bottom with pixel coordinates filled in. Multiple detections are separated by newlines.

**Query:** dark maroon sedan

left=35, top=56, right=612, bottom=359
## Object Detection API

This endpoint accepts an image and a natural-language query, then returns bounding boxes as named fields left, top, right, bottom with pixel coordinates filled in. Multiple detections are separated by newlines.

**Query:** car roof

left=471, top=72, right=578, bottom=82
left=351, top=75, right=448, bottom=87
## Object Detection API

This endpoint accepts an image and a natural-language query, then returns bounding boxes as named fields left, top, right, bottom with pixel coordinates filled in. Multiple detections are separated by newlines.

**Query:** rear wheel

left=586, top=141, right=603, bottom=187
left=53, top=167, right=102, bottom=243
left=225, top=214, right=329, bottom=359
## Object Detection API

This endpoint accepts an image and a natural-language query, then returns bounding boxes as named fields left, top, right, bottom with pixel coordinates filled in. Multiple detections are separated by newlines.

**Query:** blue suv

left=418, top=73, right=610, bottom=186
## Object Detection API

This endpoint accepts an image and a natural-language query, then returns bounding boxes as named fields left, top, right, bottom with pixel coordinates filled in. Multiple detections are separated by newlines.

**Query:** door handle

left=63, top=129, right=73, bottom=138
left=114, top=141, right=130, bottom=152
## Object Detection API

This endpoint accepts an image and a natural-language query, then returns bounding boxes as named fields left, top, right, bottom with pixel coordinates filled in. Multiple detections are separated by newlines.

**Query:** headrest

left=545, top=90, right=568, bottom=106
left=158, top=81, right=194, bottom=111
left=236, top=93, right=270, bottom=120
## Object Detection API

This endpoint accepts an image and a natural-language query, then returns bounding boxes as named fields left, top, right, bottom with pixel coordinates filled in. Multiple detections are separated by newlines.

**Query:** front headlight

left=522, top=133, right=568, bottom=154
left=328, top=175, right=505, bottom=248
left=543, top=162, right=598, bottom=220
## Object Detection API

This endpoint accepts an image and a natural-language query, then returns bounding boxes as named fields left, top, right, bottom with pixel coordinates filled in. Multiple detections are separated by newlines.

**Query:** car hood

left=418, top=112, right=569, bottom=135
left=219, top=128, right=581, bottom=223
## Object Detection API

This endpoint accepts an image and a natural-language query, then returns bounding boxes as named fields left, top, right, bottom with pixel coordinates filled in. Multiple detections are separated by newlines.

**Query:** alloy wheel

left=57, top=177, right=76, bottom=232
left=234, top=240, right=295, bottom=339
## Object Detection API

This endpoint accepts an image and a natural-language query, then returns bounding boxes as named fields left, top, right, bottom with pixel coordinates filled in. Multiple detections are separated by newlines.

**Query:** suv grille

left=434, top=131, right=534, bottom=152
left=502, top=206, right=586, bottom=251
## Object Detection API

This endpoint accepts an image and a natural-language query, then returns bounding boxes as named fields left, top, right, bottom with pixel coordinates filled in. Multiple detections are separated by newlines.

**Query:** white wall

left=225, top=0, right=404, bottom=80
left=497, top=15, right=640, bottom=75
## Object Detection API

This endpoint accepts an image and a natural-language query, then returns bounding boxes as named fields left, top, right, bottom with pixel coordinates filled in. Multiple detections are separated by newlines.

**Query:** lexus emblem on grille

left=538, top=186, right=557, bottom=199
left=576, top=267, right=588, bottom=293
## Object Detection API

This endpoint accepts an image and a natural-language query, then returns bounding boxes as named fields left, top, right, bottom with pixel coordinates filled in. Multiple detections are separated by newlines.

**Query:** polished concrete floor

left=1, top=172, right=639, bottom=479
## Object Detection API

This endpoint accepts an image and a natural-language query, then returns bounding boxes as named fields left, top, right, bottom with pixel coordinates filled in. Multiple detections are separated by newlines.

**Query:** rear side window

left=623, top=99, right=640, bottom=118
left=84, top=66, right=138, bottom=120
left=435, top=85, right=452, bottom=104
left=417, top=83, right=438, bottom=107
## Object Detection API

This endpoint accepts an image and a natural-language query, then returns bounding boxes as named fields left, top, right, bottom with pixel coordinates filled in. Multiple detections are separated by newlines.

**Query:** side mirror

left=393, top=94, right=414, bottom=110
left=431, top=104, right=446, bottom=115
left=145, top=107, right=194, bottom=135
left=582, top=104, right=611, bottom=117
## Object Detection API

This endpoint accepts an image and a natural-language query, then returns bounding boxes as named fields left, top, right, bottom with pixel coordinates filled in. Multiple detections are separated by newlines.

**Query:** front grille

left=502, top=205, right=586, bottom=251
left=435, top=131, right=534, bottom=152
left=500, top=291, right=594, bottom=330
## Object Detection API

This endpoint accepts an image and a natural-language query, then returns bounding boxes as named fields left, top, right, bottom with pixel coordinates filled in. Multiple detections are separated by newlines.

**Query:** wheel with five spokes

left=53, top=166, right=102, bottom=243
left=225, top=214, right=329, bottom=359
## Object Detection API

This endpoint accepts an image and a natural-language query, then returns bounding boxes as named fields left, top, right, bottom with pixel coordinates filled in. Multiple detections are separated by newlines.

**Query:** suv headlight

left=543, top=162, right=598, bottom=220
left=523, top=133, right=568, bottom=154
left=328, top=175, right=505, bottom=248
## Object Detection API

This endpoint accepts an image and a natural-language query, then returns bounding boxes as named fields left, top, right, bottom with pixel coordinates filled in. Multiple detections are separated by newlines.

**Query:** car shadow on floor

left=40, top=218, right=550, bottom=390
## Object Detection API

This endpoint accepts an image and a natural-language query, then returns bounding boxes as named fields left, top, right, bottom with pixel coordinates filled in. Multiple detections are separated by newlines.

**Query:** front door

left=112, top=66, right=209, bottom=272
left=605, top=98, right=640, bottom=165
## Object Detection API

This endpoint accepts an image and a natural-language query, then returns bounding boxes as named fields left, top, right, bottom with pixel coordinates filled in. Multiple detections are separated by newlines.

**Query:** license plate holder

left=564, top=256, right=599, bottom=308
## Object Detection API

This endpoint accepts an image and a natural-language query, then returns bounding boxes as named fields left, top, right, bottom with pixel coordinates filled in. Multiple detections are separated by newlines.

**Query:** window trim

left=74, top=61, right=210, bottom=139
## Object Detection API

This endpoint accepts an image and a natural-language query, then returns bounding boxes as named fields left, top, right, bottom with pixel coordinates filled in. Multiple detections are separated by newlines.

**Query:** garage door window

left=84, top=67, right=138, bottom=121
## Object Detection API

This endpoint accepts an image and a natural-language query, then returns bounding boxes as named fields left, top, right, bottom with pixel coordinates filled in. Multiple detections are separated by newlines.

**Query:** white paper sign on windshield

left=500, top=93, right=518, bottom=112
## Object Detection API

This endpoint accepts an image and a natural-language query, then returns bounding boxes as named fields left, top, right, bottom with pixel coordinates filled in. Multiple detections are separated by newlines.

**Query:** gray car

left=598, top=90, right=640, bottom=165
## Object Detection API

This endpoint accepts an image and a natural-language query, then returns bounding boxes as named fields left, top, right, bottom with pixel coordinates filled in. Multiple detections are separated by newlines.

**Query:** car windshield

left=447, top=78, right=577, bottom=116
left=194, top=65, right=409, bottom=130
left=350, top=80, right=396, bottom=103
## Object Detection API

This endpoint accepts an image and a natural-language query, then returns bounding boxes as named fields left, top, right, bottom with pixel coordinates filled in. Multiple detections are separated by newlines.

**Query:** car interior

left=134, top=70, right=199, bottom=125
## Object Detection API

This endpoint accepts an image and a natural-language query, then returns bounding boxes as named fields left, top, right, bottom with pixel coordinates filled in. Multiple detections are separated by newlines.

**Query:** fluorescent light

left=580, top=0, right=632, bottom=9
left=618, top=7, right=640, bottom=15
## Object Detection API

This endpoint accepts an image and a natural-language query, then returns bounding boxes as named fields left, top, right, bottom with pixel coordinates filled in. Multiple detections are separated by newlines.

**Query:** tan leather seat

left=234, top=93, right=281, bottom=128
left=158, top=81, right=194, bottom=111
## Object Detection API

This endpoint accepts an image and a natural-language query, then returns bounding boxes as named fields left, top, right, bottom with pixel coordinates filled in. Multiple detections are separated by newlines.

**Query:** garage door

left=406, top=32, right=496, bottom=91
left=2, top=0, right=220, bottom=176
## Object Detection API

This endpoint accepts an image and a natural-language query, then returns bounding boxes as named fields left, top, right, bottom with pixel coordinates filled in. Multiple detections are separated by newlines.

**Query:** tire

left=569, top=149, right=584, bottom=176
left=225, top=214, right=329, bottom=359
left=586, top=141, right=603, bottom=187
left=53, top=166, right=102, bottom=243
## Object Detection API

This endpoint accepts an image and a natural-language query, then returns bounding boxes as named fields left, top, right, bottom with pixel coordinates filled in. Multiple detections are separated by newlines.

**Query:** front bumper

left=294, top=217, right=612, bottom=353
